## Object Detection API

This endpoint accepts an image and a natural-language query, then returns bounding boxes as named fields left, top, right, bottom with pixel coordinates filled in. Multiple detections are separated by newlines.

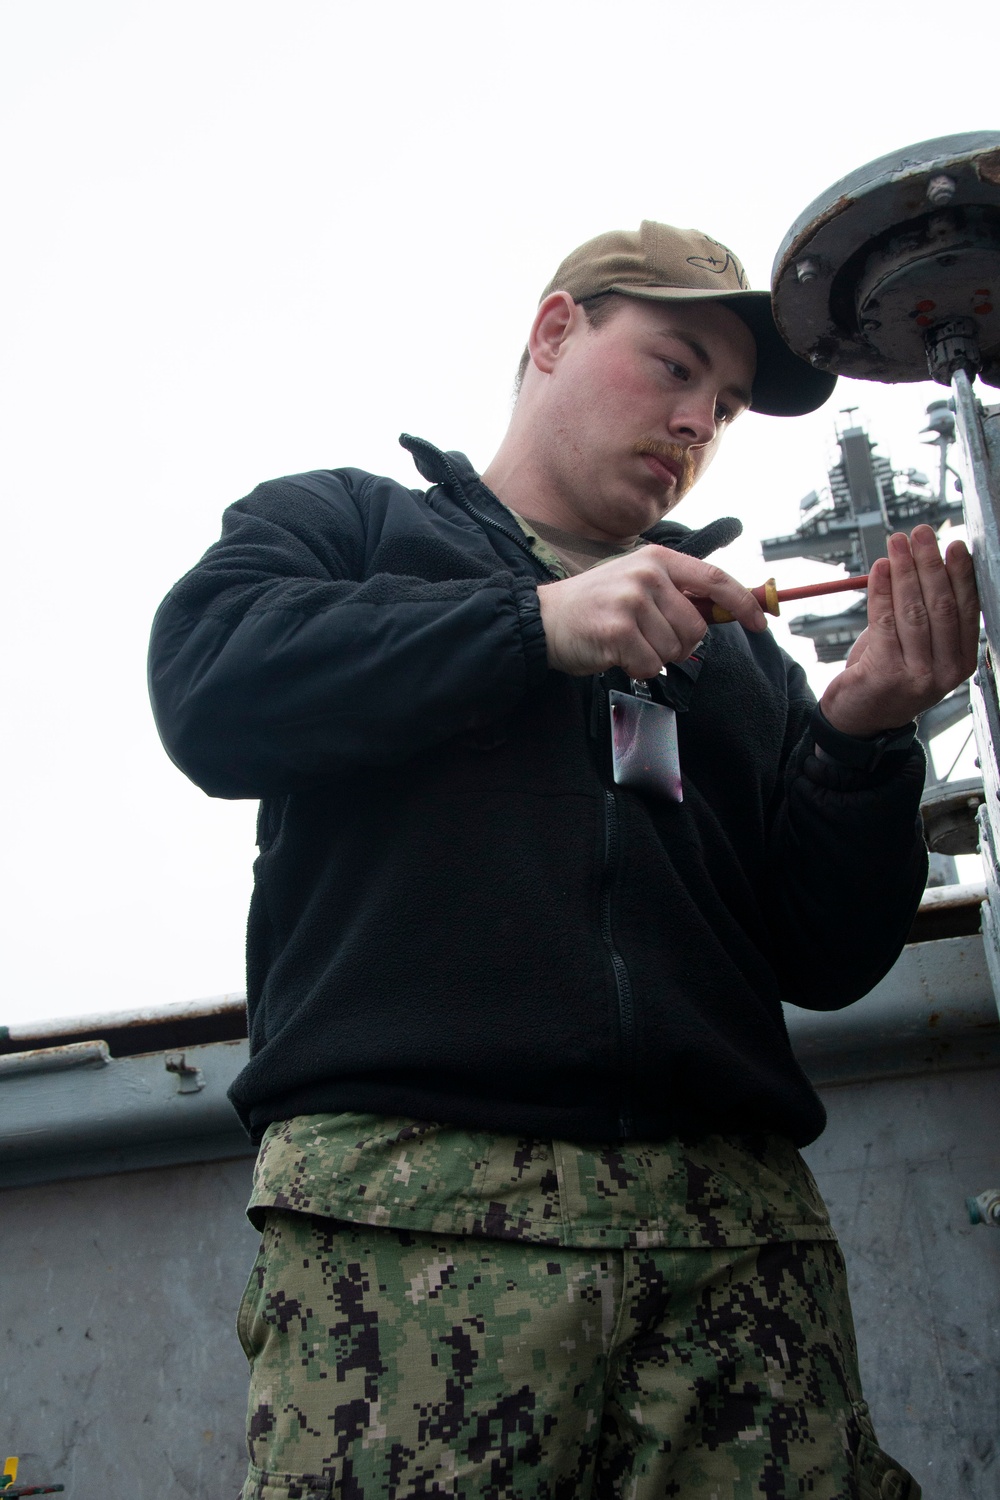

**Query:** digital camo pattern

left=506, top=518, right=571, bottom=580
left=237, top=1212, right=920, bottom=1499
left=249, top=1114, right=835, bottom=1251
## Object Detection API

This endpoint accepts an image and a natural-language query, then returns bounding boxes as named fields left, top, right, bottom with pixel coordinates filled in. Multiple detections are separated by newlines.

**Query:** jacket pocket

left=236, top=1240, right=266, bottom=1363
left=853, top=1404, right=922, bottom=1499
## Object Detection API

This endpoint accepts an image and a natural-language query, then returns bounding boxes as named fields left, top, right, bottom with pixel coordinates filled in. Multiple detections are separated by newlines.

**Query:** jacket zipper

left=463, top=453, right=636, bottom=1133
left=407, top=432, right=636, bottom=1133
left=401, top=433, right=557, bottom=580
left=601, top=785, right=635, bottom=1138
left=456, top=442, right=637, bottom=1136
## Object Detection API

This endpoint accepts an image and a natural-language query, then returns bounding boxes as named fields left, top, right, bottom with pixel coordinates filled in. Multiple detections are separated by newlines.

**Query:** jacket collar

left=399, top=433, right=743, bottom=561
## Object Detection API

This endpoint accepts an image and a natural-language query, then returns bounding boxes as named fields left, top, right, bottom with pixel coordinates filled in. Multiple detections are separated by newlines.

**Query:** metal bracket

left=164, top=1053, right=205, bottom=1094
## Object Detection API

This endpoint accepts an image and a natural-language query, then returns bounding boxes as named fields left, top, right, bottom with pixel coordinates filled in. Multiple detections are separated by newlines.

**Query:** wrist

left=810, top=704, right=917, bottom=771
left=817, top=682, right=883, bottom=739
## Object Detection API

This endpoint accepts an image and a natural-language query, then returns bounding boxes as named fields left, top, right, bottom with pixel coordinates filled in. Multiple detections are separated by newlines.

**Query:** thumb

left=844, top=627, right=869, bottom=670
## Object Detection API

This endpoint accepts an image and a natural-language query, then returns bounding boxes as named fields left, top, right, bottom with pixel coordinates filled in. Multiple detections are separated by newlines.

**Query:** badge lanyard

left=609, top=680, right=682, bottom=802
left=608, top=637, right=711, bottom=804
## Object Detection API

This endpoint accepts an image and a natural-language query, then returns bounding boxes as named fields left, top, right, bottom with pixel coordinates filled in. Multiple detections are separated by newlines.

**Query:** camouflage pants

left=237, top=1211, right=920, bottom=1499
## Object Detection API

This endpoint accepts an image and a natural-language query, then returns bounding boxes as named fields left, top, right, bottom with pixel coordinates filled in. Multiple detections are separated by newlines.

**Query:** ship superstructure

left=761, top=405, right=965, bottom=663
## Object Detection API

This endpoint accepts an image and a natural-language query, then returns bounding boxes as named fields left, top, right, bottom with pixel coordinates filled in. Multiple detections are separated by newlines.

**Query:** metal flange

left=919, top=776, right=985, bottom=855
left=772, top=132, right=1000, bottom=388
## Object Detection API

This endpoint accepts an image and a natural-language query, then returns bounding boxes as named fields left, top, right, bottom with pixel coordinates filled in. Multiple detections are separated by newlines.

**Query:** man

left=149, top=221, right=978, bottom=1499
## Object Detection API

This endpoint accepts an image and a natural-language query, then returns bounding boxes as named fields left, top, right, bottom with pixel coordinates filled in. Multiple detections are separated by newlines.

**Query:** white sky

left=1, top=0, right=990, bottom=1028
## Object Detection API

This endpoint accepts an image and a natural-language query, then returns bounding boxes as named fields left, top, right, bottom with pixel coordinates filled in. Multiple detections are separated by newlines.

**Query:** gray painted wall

left=3, top=935, right=999, bottom=1498
left=3, top=1157, right=257, bottom=1498
left=804, top=1069, right=1000, bottom=1498
left=3, top=1069, right=999, bottom=1498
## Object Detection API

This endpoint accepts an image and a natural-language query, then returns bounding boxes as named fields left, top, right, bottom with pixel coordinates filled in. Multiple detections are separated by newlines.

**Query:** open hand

left=536, top=545, right=768, bottom=678
left=819, top=526, right=980, bottom=737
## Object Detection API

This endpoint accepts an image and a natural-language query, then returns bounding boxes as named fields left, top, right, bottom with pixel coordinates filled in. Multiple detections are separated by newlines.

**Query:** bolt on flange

left=926, top=173, right=957, bottom=206
left=925, top=317, right=982, bottom=385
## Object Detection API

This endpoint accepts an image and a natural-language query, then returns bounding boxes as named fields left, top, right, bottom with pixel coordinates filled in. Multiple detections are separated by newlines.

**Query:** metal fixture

left=773, top=131, right=1000, bottom=1004
left=920, top=778, right=986, bottom=856
left=926, top=316, right=982, bottom=385
left=165, top=1052, right=205, bottom=1093
left=927, top=173, right=958, bottom=207
left=967, top=1187, right=1000, bottom=1224
left=772, top=131, right=1000, bottom=390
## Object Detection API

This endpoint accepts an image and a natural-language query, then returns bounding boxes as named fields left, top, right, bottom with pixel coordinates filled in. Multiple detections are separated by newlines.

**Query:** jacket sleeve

left=148, top=472, right=549, bottom=798
left=762, top=653, right=929, bottom=1011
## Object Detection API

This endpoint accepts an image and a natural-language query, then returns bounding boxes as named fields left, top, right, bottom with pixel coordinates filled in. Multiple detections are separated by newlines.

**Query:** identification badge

left=609, top=678, right=683, bottom=802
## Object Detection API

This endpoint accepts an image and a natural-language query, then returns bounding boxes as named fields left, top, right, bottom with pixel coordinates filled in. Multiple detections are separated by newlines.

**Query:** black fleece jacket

left=148, top=436, right=928, bottom=1146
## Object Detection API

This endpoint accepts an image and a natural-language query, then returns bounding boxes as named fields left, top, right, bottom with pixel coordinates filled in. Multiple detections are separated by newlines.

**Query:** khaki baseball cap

left=540, top=220, right=836, bottom=417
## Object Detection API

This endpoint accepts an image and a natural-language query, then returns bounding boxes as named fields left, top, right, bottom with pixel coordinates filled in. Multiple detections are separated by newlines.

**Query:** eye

left=715, top=402, right=734, bottom=425
left=660, top=358, right=689, bottom=382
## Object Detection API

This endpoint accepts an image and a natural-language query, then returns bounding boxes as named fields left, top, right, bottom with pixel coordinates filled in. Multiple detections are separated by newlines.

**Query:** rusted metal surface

left=2, top=993, right=247, bottom=1043
left=0, top=1041, right=110, bottom=1079
left=772, top=132, right=1000, bottom=387
left=0, top=1038, right=252, bottom=1189
left=780, top=192, right=853, bottom=276
left=978, top=149, right=1000, bottom=187
left=908, top=879, right=986, bottom=943
left=919, top=778, right=986, bottom=857
left=0, top=993, right=248, bottom=1061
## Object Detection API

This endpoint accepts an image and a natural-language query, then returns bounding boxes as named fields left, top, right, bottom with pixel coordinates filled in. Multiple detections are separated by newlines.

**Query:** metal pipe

left=0, top=1041, right=110, bottom=1078
left=1, top=1486, right=66, bottom=1495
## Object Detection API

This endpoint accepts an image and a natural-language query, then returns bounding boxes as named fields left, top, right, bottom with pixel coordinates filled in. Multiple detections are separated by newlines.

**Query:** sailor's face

left=538, top=295, right=756, bottom=540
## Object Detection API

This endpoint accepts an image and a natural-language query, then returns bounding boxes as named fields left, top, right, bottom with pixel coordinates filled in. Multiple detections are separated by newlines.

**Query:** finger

left=649, top=548, right=768, bottom=632
left=592, top=562, right=699, bottom=674
left=633, top=592, right=704, bottom=668
left=603, top=551, right=718, bottom=664
left=864, top=554, right=903, bottom=654
left=883, top=532, right=933, bottom=668
left=944, top=538, right=982, bottom=670
left=843, top=625, right=869, bottom=670
left=644, top=566, right=713, bottom=650
left=618, top=619, right=677, bottom=679
left=909, top=523, right=963, bottom=668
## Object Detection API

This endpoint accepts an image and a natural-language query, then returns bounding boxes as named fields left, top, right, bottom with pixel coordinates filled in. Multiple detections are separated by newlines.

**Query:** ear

left=527, top=291, right=581, bottom=375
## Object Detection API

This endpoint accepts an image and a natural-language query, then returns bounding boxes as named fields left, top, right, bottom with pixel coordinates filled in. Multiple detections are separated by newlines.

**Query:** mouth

left=639, top=452, right=681, bottom=487
left=633, top=440, right=694, bottom=498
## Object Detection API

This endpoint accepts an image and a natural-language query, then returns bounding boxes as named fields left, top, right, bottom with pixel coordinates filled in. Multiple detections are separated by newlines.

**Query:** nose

left=666, top=388, right=718, bottom=447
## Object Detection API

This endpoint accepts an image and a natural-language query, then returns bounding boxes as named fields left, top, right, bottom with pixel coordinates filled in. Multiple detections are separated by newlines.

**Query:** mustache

left=633, top=439, right=695, bottom=495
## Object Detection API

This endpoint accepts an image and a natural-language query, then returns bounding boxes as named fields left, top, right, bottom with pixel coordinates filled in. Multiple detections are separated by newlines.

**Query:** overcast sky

left=2, top=0, right=990, bottom=1029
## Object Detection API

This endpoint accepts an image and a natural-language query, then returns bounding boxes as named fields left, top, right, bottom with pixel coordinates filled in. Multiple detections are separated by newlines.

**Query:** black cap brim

left=609, top=284, right=837, bottom=417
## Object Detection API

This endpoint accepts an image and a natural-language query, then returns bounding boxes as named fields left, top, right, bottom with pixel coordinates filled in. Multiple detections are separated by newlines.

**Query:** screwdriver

left=691, top=574, right=869, bottom=624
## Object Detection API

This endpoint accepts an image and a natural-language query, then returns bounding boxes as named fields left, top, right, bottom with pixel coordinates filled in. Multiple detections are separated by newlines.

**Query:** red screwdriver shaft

left=691, top=574, right=869, bottom=624
left=773, top=575, right=869, bottom=605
